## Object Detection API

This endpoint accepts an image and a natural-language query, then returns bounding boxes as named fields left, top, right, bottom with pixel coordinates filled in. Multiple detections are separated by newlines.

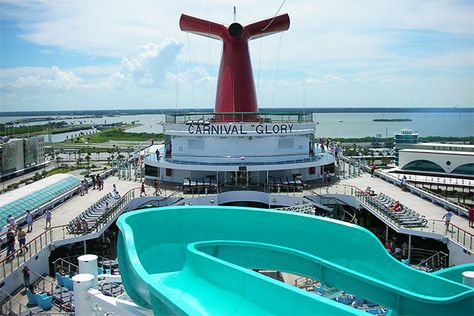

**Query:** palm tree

left=85, top=155, right=91, bottom=170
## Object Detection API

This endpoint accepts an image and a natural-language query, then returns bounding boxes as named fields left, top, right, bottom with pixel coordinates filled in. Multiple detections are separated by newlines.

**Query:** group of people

left=384, top=239, right=409, bottom=260
left=317, top=138, right=340, bottom=157
left=140, top=179, right=163, bottom=197
left=80, top=174, right=105, bottom=196
left=92, top=174, right=104, bottom=190
left=4, top=209, right=52, bottom=260
left=322, top=171, right=332, bottom=184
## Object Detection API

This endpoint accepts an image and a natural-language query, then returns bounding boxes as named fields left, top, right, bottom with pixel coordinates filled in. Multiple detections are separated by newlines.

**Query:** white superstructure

left=144, top=112, right=336, bottom=187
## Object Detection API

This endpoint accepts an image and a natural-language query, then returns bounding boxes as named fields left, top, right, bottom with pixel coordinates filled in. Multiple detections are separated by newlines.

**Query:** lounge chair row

left=371, top=193, right=427, bottom=227
left=67, top=193, right=118, bottom=234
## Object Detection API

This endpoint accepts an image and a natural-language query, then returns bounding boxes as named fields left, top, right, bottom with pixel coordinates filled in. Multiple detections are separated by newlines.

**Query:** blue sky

left=0, top=0, right=473, bottom=111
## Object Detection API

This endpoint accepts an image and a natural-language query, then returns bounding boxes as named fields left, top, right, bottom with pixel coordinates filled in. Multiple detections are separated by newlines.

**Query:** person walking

left=153, top=179, right=162, bottom=196
left=140, top=181, right=147, bottom=197
left=468, top=206, right=474, bottom=228
left=45, top=209, right=52, bottom=229
left=442, top=209, right=453, bottom=232
left=26, top=210, right=33, bottom=233
left=17, top=227, right=28, bottom=254
left=22, top=266, right=30, bottom=289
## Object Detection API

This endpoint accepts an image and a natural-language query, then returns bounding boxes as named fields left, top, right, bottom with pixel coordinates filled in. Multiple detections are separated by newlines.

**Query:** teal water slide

left=116, top=206, right=473, bottom=315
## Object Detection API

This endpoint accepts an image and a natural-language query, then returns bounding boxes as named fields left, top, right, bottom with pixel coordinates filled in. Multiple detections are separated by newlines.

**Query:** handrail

left=0, top=225, right=68, bottom=280
left=89, top=188, right=137, bottom=233
left=373, top=170, right=469, bottom=216
left=416, top=251, right=448, bottom=272
left=412, top=182, right=472, bottom=210
left=431, top=219, right=474, bottom=251
left=309, top=192, right=356, bottom=223
left=313, top=183, right=474, bottom=251
left=0, top=287, right=33, bottom=315
left=0, top=187, right=140, bottom=281
left=53, top=258, right=79, bottom=277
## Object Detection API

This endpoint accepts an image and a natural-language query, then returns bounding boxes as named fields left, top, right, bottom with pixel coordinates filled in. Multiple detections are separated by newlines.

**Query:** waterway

left=1, top=111, right=473, bottom=140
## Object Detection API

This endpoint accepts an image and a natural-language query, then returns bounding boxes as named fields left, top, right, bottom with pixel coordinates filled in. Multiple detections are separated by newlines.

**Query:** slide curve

left=116, top=206, right=473, bottom=315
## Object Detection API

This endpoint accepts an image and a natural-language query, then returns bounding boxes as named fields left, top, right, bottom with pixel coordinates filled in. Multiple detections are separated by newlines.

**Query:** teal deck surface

left=117, top=206, right=474, bottom=316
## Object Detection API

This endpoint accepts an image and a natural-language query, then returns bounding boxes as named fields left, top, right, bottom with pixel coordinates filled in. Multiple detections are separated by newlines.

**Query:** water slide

left=117, top=206, right=473, bottom=315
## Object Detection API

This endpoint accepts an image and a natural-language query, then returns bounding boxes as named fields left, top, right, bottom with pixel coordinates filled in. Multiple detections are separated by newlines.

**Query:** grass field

left=64, top=126, right=164, bottom=143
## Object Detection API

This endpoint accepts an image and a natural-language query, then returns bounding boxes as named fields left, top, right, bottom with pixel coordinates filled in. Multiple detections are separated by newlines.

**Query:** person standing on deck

left=44, top=209, right=52, bottom=229
left=6, top=230, right=15, bottom=257
left=22, top=266, right=30, bottom=289
left=442, top=209, right=453, bottom=232
left=468, top=206, right=474, bottom=228
left=26, top=210, right=33, bottom=233
left=140, top=181, right=147, bottom=197
left=17, top=227, right=27, bottom=254
left=7, top=215, right=16, bottom=230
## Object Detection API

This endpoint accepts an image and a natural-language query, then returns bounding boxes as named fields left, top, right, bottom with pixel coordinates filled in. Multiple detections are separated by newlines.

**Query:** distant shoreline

left=373, top=118, right=412, bottom=122
left=1, top=107, right=473, bottom=117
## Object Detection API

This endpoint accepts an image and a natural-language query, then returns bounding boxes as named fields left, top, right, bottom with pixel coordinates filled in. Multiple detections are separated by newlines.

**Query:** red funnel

left=180, top=13, right=290, bottom=120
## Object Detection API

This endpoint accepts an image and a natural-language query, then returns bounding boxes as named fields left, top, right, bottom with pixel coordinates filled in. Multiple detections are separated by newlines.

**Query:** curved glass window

left=402, top=160, right=444, bottom=173
left=0, top=176, right=81, bottom=219
left=451, top=163, right=474, bottom=176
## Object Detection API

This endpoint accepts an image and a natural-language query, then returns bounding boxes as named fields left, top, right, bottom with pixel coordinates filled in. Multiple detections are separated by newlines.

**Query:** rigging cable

left=271, top=32, right=283, bottom=107
left=185, top=33, right=198, bottom=108
left=261, top=0, right=287, bottom=31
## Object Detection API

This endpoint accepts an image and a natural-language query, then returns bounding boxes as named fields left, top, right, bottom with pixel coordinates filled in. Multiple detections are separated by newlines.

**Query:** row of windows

left=402, top=160, right=474, bottom=175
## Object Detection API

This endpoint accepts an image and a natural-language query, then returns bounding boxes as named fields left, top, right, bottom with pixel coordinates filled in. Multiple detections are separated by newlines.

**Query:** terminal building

left=398, top=143, right=474, bottom=177
left=392, top=129, right=473, bottom=177
left=0, top=136, right=46, bottom=180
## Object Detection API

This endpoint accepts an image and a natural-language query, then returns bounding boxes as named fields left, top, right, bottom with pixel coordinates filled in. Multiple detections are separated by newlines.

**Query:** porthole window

left=446, top=161, right=451, bottom=166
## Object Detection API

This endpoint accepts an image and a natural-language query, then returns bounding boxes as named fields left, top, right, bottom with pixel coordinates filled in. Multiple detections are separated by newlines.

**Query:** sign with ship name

left=187, top=123, right=294, bottom=135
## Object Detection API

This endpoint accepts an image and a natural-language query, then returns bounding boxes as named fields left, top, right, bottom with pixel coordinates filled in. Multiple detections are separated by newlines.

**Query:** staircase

left=414, top=250, right=448, bottom=272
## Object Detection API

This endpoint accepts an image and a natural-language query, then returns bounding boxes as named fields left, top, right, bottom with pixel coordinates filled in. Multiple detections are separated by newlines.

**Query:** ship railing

left=164, top=112, right=313, bottom=124
left=0, top=287, right=33, bottom=316
left=414, top=250, right=448, bottom=272
left=0, top=225, right=68, bottom=280
left=0, top=187, right=140, bottom=280
left=89, top=188, right=137, bottom=233
left=30, top=271, right=75, bottom=314
left=373, top=170, right=469, bottom=217
left=429, top=220, right=474, bottom=251
left=318, top=184, right=474, bottom=251
left=161, top=155, right=325, bottom=166
left=53, top=258, right=79, bottom=278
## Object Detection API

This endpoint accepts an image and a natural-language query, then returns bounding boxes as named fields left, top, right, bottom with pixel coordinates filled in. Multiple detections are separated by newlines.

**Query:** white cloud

left=0, top=0, right=472, bottom=110
left=10, top=66, right=83, bottom=90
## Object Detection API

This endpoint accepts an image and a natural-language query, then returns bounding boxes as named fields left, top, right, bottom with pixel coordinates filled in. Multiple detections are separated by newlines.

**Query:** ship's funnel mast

left=180, top=10, right=290, bottom=120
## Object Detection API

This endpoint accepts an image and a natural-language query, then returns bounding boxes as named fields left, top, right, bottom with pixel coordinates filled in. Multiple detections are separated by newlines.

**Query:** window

left=278, top=138, right=293, bottom=149
left=451, top=163, right=474, bottom=176
left=402, top=160, right=444, bottom=173
left=145, top=165, right=160, bottom=177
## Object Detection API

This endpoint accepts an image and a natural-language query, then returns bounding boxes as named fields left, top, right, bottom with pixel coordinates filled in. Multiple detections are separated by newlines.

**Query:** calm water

left=2, top=111, right=473, bottom=141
